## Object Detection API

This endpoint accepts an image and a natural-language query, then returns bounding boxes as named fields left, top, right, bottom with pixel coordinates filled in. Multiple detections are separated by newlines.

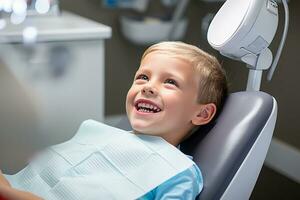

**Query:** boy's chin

left=131, top=125, right=149, bottom=134
left=131, top=124, right=156, bottom=135
left=129, top=119, right=164, bottom=135
left=130, top=120, right=148, bottom=129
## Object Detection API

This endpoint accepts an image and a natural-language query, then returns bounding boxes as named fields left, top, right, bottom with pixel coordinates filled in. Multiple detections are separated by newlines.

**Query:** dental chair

left=180, top=91, right=277, bottom=200
left=181, top=0, right=288, bottom=198
left=114, top=91, right=277, bottom=200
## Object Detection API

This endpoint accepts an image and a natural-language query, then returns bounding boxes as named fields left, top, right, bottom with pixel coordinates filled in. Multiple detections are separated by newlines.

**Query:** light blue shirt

left=138, top=164, right=203, bottom=200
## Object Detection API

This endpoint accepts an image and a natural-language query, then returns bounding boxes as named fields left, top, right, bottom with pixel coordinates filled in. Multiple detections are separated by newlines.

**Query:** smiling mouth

left=135, top=100, right=162, bottom=113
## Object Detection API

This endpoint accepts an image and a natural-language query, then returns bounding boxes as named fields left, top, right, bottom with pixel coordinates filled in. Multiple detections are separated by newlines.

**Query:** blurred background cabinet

left=0, top=12, right=111, bottom=173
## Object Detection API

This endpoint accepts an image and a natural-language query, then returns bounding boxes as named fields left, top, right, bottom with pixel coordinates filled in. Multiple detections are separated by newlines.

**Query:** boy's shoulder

left=141, top=164, right=203, bottom=200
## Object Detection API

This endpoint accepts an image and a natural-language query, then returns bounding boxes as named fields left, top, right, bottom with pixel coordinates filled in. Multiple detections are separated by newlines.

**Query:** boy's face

left=126, top=52, right=203, bottom=145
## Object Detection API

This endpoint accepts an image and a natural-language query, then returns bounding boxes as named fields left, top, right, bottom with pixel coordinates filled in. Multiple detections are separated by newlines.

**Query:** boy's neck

left=132, top=130, right=182, bottom=146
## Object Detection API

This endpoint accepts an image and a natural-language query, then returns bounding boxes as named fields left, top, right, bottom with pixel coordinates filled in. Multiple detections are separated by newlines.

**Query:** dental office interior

left=0, top=0, right=299, bottom=199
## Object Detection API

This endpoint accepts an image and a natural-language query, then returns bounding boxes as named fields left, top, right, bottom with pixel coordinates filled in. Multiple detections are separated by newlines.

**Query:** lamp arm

left=267, top=0, right=289, bottom=81
left=246, top=48, right=273, bottom=91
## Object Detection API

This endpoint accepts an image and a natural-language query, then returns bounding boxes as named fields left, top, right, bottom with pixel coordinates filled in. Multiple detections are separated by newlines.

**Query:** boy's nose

left=142, top=86, right=157, bottom=96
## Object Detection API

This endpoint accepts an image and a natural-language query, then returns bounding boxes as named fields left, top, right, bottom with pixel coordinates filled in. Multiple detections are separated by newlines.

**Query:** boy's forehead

left=142, top=51, right=187, bottom=63
left=138, top=53, right=197, bottom=74
left=141, top=52, right=188, bottom=67
left=137, top=56, right=199, bottom=83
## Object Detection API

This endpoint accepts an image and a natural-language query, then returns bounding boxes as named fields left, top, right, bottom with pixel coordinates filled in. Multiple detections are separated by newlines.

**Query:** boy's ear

left=192, top=103, right=217, bottom=126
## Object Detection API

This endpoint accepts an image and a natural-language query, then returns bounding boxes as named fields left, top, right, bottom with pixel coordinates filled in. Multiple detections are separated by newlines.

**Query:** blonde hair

left=142, top=41, right=228, bottom=113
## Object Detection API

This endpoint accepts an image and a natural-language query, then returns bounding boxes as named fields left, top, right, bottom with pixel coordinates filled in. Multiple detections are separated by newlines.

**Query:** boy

left=0, top=41, right=227, bottom=200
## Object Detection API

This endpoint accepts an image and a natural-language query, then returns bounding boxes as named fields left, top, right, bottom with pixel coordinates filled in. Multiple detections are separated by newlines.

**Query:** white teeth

left=139, top=108, right=154, bottom=113
left=136, top=102, right=161, bottom=112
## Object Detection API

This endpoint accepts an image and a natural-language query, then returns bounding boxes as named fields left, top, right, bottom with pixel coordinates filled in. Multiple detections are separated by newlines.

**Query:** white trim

left=265, top=138, right=300, bottom=183
left=220, top=98, right=277, bottom=200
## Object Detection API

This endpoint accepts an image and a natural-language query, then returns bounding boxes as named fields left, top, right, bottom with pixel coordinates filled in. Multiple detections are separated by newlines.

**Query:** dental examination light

left=207, top=0, right=289, bottom=91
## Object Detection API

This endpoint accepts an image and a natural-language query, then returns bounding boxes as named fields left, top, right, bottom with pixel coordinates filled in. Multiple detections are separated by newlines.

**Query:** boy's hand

left=0, top=170, right=10, bottom=187
left=0, top=170, right=42, bottom=200
left=0, top=185, right=43, bottom=200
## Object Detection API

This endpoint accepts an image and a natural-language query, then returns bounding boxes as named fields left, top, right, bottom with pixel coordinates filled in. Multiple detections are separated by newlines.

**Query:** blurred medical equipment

left=183, top=0, right=289, bottom=199
left=27, top=0, right=60, bottom=16
left=102, top=0, right=149, bottom=12
left=5, top=120, right=195, bottom=199
left=207, top=0, right=289, bottom=91
left=0, top=0, right=60, bottom=27
left=120, top=0, right=189, bottom=45
left=0, top=10, right=111, bottom=173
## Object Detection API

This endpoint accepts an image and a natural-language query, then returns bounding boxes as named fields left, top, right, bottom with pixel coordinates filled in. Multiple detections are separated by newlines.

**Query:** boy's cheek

left=126, top=90, right=135, bottom=107
left=126, top=87, right=137, bottom=101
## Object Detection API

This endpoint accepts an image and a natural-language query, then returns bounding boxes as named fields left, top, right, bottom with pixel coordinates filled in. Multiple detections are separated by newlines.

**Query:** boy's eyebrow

left=135, top=68, right=152, bottom=76
left=136, top=67, right=186, bottom=83
left=163, top=71, right=185, bottom=82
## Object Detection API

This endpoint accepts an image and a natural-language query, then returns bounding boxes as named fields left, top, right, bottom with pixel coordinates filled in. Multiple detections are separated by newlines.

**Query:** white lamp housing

left=208, top=0, right=278, bottom=68
left=207, top=0, right=289, bottom=91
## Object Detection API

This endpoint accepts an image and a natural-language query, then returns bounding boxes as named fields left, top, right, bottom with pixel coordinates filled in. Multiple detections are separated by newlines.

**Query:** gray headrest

left=181, top=91, right=274, bottom=200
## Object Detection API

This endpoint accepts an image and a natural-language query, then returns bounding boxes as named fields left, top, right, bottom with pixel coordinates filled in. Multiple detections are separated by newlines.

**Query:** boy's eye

left=136, top=74, right=148, bottom=81
left=165, top=79, right=178, bottom=87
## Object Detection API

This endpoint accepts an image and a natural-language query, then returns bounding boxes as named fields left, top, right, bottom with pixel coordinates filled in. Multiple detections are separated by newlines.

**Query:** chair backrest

left=181, top=91, right=277, bottom=200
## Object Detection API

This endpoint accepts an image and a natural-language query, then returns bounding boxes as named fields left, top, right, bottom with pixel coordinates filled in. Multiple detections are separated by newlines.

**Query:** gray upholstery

left=181, top=91, right=274, bottom=200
